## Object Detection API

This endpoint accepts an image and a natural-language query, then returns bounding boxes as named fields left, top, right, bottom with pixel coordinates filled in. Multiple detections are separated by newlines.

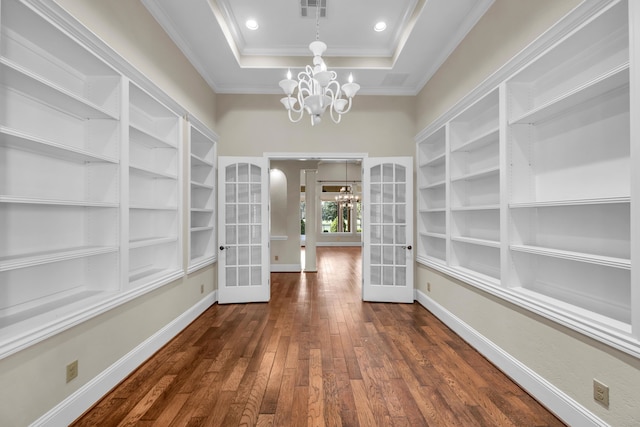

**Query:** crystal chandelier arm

left=287, top=107, right=305, bottom=123
left=329, top=106, right=343, bottom=124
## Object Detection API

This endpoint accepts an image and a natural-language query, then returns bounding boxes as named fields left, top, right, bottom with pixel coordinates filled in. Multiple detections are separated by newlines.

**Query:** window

left=321, top=200, right=361, bottom=233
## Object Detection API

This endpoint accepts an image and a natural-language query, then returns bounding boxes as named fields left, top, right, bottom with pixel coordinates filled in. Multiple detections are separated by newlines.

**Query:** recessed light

left=374, top=21, right=387, bottom=32
left=246, top=19, right=259, bottom=30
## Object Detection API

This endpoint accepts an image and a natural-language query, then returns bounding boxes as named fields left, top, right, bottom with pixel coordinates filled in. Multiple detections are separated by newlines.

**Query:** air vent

left=301, top=0, right=326, bottom=18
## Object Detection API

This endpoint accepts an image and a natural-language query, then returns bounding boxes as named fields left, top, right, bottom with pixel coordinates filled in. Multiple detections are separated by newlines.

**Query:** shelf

left=451, top=205, right=499, bottom=212
left=510, top=244, right=630, bottom=270
left=191, top=226, right=214, bottom=233
left=452, top=127, right=499, bottom=153
left=452, top=236, right=500, bottom=249
left=419, top=152, right=446, bottom=168
left=421, top=255, right=447, bottom=266
left=129, top=164, right=177, bottom=180
left=511, top=287, right=631, bottom=334
left=129, top=268, right=171, bottom=285
left=191, top=208, right=214, bottom=213
left=0, top=195, right=118, bottom=208
left=191, top=153, right=214, bottom=167
left=510, top=64, right=629, bottom=125
left=191, top=181, right=214, bottom=190
left=129, top=124, right=177, bottom=149
left=129, top=236, right=178, bottom=249
left=420, top=180, right=446, bottom=190
left=0, top=246, right=118, bottom=272
left=0, top=58, right=118, bottom=120
left=451, top=166, right=499, bottom=182
left=0, top=288, right=116, bottom=337
left=509, top=196, right=630, bottom=209
left=456, top=266, right=501, bottom=287
left=129, top=204, right=177, bottom=211
left=0, top=126, right=118, bottom=164
left=421, top=231, right=446, bottom=240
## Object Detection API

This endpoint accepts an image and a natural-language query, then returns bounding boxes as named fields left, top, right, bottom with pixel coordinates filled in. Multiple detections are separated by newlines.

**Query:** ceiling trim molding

left=141, top=0, right=222, bottom=93
left=412, top=0, right=495, bottom=96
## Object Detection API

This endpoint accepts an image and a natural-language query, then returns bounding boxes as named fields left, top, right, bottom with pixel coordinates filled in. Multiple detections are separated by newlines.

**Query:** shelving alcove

left=0, top=0, right=193, bottom=359
left=187, top=117, right=218, bottom=273
left=416, top=0, right=640, bottom=357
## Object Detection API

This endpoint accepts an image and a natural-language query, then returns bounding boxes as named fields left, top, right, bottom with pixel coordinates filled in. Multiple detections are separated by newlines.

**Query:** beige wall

left=0, top=1, right=218, bottom=425
left=415, top=0, right=640, bottom=425
left=216, top=94, right=415, bottom=157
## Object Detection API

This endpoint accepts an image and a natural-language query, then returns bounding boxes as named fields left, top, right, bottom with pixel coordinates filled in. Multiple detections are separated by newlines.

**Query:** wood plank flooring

left=72, top=247, right=565, bottom=426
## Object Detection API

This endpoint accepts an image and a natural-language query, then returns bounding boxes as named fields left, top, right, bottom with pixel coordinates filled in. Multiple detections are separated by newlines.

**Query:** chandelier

left=278, top=5, right=360, bottom=125
left=335, top=161, right=359, bottom=208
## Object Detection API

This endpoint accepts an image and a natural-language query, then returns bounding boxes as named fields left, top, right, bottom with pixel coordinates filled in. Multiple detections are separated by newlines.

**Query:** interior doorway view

left=217, top=155, right=414, bottom=304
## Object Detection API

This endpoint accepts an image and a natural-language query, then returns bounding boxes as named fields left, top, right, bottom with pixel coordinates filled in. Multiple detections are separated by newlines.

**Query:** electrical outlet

left=200, top=284, right=204, bottom=294
left=275, top=255, right=279, bottom=261
left=593, top=379, right=609, bottom=407
left=427, top=282, right=431, bottom=292
left=66, top=360, right=78, bottom=383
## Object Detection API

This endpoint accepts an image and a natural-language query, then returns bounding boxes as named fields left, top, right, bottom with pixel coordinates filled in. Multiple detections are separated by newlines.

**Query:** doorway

left=268, top=154, right=365, bottom=275
left=217, top=154, right=414, bottom=304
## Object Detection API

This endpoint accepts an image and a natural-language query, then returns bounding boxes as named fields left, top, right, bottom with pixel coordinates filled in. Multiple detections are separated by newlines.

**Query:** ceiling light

left=374, top=21, right=387, bottom=32
left=245, top=19, right=259, bottom=30
left=278, top=5, right=360, bottom=126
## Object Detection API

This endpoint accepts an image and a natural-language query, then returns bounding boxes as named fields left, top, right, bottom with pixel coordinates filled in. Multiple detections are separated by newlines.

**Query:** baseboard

left=30, top=291, right=218, bottom=427
left=270, top=263, right=301, bottom=272
left=415, top=289, right=607, bottom=427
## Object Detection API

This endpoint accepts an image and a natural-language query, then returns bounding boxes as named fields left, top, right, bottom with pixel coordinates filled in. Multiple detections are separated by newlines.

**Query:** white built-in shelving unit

left=416, top=0, right=639, bottom=357
left=188, top=119, right=217, bottom=273
left=0, top=0, right=122, bottom=347
left=417, top=127, right=447, bottom=265
left=127, top=82, right=182, bottom=288
left=0, top=0, right=207, bottom=359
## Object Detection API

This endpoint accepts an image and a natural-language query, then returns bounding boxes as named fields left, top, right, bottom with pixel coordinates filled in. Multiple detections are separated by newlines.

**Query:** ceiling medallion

left=278, top=5, right=360, bottom=125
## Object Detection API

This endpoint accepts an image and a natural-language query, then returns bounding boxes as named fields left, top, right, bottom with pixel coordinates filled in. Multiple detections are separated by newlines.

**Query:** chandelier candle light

left=279, top=6, right=360, bottom=125
left=335, top=161, right=359, bottom=208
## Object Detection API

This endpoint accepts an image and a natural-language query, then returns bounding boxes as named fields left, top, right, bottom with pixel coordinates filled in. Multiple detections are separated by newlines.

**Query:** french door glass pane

left=226, top=226, right=237, bottom=244
left=250, top=164, right=260, bottom=182
left=226, top=165, right=236, bottom=182
left=238, top=245, right=250, bottom=264
left=239, top=266, right=249, bottom=285
left=383, top=266, right=394, bottom=284
left=238, top=225, right=249, bottom=244
left=238, top=184, right=249, bottom=203
left=371, top=265, right=381, bottom=285
left=395, top=267, right=406, bottom=286
left=225, top=183, right=236, bottom=202
left=226, top=267, right=237, bottom=286
left=238, top=163, right=249, bottom=181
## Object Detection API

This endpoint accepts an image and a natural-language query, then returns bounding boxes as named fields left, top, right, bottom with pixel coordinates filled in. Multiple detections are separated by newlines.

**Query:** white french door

left=362, top=157, right=414, bottom=303
left=217, top=157, right=270, bottom=303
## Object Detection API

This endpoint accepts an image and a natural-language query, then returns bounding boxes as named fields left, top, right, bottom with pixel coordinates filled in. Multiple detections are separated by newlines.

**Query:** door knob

left=220, top=245, right=230, bottom=250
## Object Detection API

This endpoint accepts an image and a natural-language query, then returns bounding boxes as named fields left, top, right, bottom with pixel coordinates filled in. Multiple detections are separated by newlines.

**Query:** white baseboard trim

left=30, top=291, right=218, bottom=427
left=270, top=263, right=301, bottom=272
left=414, top=289, right=608, bottom=427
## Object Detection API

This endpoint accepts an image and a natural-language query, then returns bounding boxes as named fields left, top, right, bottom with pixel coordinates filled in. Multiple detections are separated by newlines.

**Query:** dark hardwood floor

left=72, top=247, right=565, bottom=426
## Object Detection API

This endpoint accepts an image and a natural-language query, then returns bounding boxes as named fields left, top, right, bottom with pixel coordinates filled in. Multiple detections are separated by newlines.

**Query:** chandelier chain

left=315, top=3, right=320, bottom=41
